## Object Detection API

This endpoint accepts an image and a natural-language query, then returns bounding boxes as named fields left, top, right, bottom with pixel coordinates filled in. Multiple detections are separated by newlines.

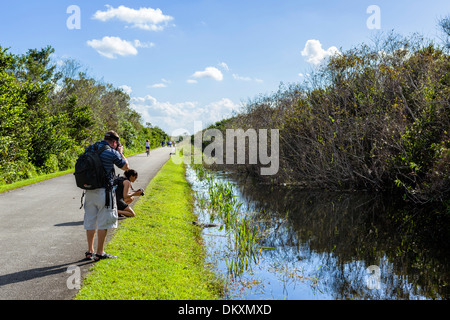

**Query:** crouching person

left=115, top=169, right=144, bottom=218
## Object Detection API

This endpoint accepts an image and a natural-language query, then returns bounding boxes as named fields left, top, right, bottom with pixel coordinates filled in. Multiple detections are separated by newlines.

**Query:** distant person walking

left=145, top=139, right=150, bottom=156
left=83, top=131, right=129, bottom=262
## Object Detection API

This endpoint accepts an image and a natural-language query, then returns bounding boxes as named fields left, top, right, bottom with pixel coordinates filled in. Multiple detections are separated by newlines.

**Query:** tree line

left=0, top=45, right=168, bottom=185
left=207, top=27, right=450, bottom=205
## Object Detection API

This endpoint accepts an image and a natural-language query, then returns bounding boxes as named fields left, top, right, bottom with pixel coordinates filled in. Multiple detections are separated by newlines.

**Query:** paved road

left=0, top=147, right=173, bottom=300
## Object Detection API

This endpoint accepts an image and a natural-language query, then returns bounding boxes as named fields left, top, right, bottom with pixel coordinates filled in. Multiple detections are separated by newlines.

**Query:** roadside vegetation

left=206, top=26, right=450, bottom=207
left=0, top=45, right=169, bottom=186
left=75, top=157, right=224, bottom=300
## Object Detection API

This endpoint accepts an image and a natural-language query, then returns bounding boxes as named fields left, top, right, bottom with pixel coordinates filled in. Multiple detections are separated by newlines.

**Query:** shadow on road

left=0, top=260, right=93, bottom=287
left=54, top=221, right=84, bottom=227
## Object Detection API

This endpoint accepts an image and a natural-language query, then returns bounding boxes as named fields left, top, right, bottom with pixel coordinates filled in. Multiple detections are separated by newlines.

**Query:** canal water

left=186, top=165, right=449, bottom=300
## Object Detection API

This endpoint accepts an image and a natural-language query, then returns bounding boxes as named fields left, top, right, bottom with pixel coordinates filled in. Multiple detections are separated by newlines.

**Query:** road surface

left=0, top=147, right=173, bottom=300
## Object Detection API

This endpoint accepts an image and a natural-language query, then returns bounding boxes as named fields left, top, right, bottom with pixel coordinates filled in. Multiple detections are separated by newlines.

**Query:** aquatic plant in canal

left=191, top=164, right=261, bottom=278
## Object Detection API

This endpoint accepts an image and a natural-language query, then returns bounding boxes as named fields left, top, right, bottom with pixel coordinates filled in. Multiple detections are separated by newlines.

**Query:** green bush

left=0, top=45, right=169, bottom=186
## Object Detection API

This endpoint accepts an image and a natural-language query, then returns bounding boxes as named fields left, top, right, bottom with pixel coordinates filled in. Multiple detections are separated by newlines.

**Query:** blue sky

left=1, top=1, right=449, bottom=135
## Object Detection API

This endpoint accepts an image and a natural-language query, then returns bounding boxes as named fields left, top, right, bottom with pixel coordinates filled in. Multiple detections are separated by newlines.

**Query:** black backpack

left=74, top=142, right=110, bottom=190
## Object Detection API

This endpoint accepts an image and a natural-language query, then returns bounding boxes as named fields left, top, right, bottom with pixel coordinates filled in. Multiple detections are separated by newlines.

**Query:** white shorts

left=83, top=188, right=118, bottom=230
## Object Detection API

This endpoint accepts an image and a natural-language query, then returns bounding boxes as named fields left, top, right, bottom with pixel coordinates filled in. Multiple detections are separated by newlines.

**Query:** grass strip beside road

left=75, top=157, right=223, bottom=300
left=0, top=169, right=74, bottom=194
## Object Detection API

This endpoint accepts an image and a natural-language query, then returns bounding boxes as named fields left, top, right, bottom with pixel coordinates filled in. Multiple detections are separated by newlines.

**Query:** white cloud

left=119, top=85, right=132, bottom=94
left=233, top=73, right=264, bottom=83
left=192, top=67, right=223, bottom=81
left=200, top=98, right=239, bottom=123
left=148, top=78, right=170, bottom=88
left=233, top=74, right=251, bottom=81
left=232, top=74, right=263, bottom=83
left=133, top=40, right=155, bottom=48
left=131, top=95, right=196, bottom=118
left=131, top=95, right=157, bottom=103
left=186, top=79, right=198, bottom=84
left=149, top=83, right=167, bottom=88
left=301, top=39, right=340, bottom=65
left=218, top=62, right=229, bottom=71
left=87, top=36, right=138, bottom=59
left=87, top=36, right=154, bottom=59
left=93, top=5, right=174, bottom=31
left=130, top=95, right=239, bottom=134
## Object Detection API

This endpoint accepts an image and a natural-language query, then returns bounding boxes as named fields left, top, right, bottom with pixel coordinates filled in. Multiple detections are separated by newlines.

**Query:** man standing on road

left=83, top=131, right=129, bottom=262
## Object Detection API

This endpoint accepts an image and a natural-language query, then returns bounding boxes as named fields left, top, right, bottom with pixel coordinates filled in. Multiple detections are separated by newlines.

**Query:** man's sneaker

left=94, top=252, right=117, bottom=262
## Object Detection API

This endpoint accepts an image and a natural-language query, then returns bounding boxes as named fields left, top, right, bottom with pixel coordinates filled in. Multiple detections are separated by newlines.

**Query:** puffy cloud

left=200, top=98, right=240, bottom=123
left=119, top=85, right=132, bottom=94
left=131, top=95, right=157, bottom=104
left=93, top=5, right=174, bottom=31
left=192, top=67, right=223, bottom=81
left=131, top=95, right=197, bottom=119
left=130, top=95, right=239, bottom=134
left=87, top=36, right=138, bottom=59
left=87, top=36, right=154, bottom=59
left=301, top=39, right=340, bottom=65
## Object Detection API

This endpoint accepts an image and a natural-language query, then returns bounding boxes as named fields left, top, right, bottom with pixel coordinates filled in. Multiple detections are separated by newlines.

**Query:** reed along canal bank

left=186, top=164, right=450, bottom=300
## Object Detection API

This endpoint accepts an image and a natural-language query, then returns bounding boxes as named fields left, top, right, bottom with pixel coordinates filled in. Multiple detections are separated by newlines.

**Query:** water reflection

left=237, top=177, right=450, bottom=300
left=187, top=167, right=450, bottom=300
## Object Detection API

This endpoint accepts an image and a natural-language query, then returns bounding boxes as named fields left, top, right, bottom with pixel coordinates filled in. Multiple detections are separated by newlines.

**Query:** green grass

left=75, top=157, right=224, bottom=300
left=0, top=169, right=75, bottom=194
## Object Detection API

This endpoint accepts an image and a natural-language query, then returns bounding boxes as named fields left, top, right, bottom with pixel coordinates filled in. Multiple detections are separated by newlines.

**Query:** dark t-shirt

left=115, top=176, right=126, bottom=200
left=114, top=176, right=129, bottom=210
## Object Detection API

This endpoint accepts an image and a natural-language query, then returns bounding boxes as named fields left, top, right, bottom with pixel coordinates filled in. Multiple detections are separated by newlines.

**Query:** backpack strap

left=80, top=190, right=86, bottom=209
left=96, top=144, right=110, bottom=155
left=95, top=143, right=114, bottom=208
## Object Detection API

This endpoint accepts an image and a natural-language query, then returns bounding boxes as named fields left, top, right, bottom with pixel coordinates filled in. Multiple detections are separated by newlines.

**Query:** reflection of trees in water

left=226, top=172, right=450, bottom=299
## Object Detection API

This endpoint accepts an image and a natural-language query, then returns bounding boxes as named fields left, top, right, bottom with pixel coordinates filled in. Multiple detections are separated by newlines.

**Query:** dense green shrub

left=0, top=45, right=169, bottom=185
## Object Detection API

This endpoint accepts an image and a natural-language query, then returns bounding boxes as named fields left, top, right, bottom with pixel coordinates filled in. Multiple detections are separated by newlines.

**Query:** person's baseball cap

left=104, top=131, right=120, bottom=142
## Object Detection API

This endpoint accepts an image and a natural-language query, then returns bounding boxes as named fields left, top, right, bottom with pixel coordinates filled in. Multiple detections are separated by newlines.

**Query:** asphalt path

left=0, top=147, right=173, bottom=300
